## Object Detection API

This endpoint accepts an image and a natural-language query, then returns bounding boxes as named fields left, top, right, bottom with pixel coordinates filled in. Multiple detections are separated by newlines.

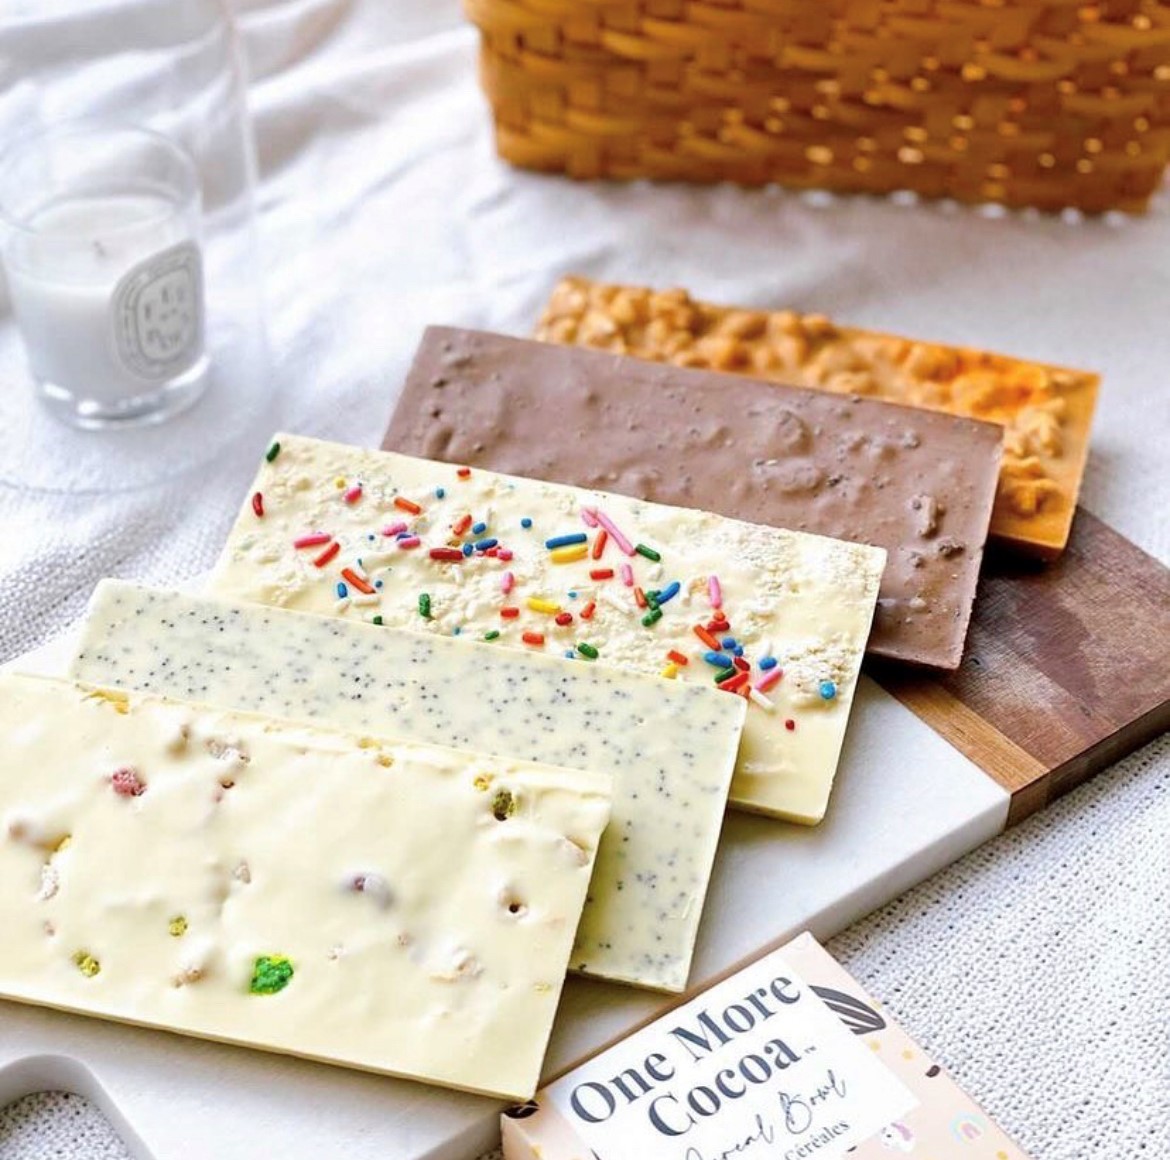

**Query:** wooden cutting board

left=871, top=509, right=1170, bottom=827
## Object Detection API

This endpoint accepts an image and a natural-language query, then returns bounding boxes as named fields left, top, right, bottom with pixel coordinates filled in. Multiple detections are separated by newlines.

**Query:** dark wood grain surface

left=872, top=509, right=1170, bottom=826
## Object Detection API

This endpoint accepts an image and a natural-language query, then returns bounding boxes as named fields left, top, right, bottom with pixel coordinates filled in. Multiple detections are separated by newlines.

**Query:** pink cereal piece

left=620, top=563, right=634, bottom=587
left=110, top=767, right=146, bottom=797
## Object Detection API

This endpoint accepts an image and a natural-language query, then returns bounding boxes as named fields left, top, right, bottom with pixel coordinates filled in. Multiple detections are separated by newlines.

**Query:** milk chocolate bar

left=385, top=326, right=1002, bottom=669
left=535, top=275, right=1099, bottom=558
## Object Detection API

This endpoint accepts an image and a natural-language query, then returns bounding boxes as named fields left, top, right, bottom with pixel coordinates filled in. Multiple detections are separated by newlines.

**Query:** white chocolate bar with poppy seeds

left=71, top=579, right=745, bottom=992
left=0, top=673, right=612, bottom=1100
left=210, top=435, right=886, bottom=824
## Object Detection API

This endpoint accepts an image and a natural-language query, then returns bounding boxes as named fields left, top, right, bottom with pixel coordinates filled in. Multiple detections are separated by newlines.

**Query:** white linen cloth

left=0, top=2, right=1166, bottom=1157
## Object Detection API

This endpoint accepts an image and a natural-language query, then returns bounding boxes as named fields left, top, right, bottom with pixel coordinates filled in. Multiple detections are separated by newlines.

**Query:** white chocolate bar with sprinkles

left=0, top=673, right=612, bottom=1099
left=72, top=580, right=745, bottom=992
left=211, top=435, right=886, bottom=824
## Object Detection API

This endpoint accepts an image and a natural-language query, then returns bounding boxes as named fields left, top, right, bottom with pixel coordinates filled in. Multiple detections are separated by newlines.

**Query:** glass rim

left=0, top=119, right=199, bottom=238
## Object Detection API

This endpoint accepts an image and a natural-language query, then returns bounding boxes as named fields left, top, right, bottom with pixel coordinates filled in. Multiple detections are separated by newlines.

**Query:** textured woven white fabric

left=0, top=1, right=1166, bottom=1158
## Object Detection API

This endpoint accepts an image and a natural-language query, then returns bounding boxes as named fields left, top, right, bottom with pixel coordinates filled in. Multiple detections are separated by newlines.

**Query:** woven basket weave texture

left=466, top=0, right=1170, bottom=212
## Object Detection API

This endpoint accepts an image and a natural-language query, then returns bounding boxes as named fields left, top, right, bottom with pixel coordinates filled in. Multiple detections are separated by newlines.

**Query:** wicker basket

left=465, top=0, right=1170, bottom=213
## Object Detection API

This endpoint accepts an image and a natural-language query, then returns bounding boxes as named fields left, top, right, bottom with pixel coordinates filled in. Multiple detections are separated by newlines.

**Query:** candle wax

left=5, top=195, right=204, bottom=406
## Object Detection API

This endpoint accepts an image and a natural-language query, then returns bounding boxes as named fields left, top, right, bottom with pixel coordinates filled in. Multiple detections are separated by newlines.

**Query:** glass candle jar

left=0, top=0, right=270, bottom=493
left=0, top=124, right=209, bottom=428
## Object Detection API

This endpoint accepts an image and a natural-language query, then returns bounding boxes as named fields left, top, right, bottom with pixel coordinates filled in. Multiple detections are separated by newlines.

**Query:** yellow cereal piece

left=73, top=951, right=101, bottom=978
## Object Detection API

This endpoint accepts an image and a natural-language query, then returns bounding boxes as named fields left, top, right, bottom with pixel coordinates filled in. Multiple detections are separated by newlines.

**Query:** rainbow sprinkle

left=694, top=625, right=721, bottom=650
left=265, top=441, right=281, bottom=463
left=577, top=642, right=599, bottom=659
left=311, top=543, right=339, bottom=568
left=634, top=543, right=661, bottom=562
left=418, top=593, right=432, bottom=619
left=501, top=571, right=515, bottom=594
left=342, top=568, right=374, bottom=594
left=294, top=532, right=331, bottom=549
left=708, top=575, right=723, bottom=608
left=527, top=597, right=560, bottom=614
left=546, top=533, right=587, bottom=550
left=594, top=510, right=634, bottom=556
left=550, top=544, right=588, bottom=564
left=251, top=492, right=264, bottom=518
left=343, top=484, right=363, bottom=505
left=394, top=496, right=421, bottom=515
left=757, top=668, right=783, bottom=694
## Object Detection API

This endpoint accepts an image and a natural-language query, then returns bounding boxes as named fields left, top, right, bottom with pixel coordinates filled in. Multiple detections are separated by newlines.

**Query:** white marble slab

left=0, top=619, right=1009, bottom=1160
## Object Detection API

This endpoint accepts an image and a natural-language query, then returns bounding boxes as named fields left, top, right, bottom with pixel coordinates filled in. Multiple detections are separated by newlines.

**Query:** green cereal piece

left=250, top=954, right=294, bottom=995
left=490, top=788, right=516, bottom=821
left=73, top=951, right=101, bottom=978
